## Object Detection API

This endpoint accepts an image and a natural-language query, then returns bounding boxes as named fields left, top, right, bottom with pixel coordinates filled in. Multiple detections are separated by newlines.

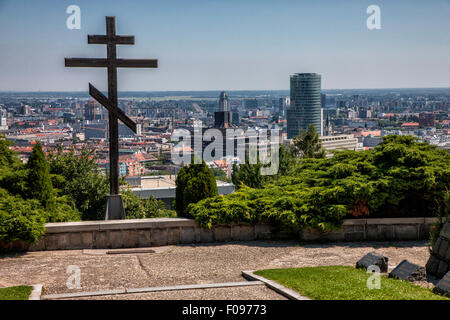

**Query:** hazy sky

left=1, top=0, right=450, bottom=91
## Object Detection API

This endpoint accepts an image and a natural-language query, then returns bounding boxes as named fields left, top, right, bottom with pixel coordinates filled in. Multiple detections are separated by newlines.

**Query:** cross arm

left=116, top=59, right=158, bottom=68
left=89, top=83, right=137, bottom=133
left=88, top=35, right=135, bottom=45
left=65, top=58, right=108, bottom=68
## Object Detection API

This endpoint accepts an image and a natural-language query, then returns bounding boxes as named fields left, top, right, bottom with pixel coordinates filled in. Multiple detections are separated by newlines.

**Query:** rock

left=356, top=252, right=388, bottom=273
left=433, top=271, right=450, bottom=297
left=389, top=260, right=426, bottom=281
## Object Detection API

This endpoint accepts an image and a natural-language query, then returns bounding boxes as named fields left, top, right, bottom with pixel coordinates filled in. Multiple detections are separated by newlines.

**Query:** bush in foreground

left=187, top=135, right=450, bottom=231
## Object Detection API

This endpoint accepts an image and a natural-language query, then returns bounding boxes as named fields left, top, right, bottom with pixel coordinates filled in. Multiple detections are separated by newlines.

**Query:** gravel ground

left=0, top=240, right=432, bottom=299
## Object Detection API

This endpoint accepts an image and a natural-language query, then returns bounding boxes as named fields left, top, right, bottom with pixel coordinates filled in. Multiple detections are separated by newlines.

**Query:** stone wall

left=3, top=217, right=439, bottom=252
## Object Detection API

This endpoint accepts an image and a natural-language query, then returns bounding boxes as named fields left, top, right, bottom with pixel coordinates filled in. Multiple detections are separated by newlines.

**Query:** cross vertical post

left=65, top=16, right=158, bottom=220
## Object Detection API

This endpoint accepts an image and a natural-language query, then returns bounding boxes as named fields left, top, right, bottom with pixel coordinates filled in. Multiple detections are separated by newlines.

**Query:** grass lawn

left=255, top=266, right=449, bottom=300
left=0, top=286, right=33, bottom=300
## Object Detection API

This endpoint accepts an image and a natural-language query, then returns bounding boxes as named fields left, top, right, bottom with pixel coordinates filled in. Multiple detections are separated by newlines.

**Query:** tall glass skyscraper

left=287, top=73, right=322, bottom=139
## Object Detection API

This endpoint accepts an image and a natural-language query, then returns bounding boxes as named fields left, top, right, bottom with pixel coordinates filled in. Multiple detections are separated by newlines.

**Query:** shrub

left=187, top=136, right=450, bottom=231
left=48, top=147, right=108, bottom=220
left=122, top=189, right=176, bottom=219
left=175, top=160, right=218, bottom=217
left=26, top=142, right=56, bottom=209
left=0, top=189, right=46, bottom=243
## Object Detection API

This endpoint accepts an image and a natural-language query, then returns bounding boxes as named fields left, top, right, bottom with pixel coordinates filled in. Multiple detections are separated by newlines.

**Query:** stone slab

left=389, top=260, right=426, bottom=281
left=433, top=271, right=450, bottom=297
left=356, top=252, right=388, bottom=273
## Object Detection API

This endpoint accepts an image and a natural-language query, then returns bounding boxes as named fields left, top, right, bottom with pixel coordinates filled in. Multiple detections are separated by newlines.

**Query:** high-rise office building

left=219, top=91, right=228, bottom=112
left=287, top=73, right=322, bottom=139
left=215, top=91, right=232, bottom=128
left=0, top=107, right=7, bottom=131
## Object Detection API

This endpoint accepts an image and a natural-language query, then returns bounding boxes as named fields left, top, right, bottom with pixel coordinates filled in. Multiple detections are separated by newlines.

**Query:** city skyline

left=1, top=0, right=450, bottom=91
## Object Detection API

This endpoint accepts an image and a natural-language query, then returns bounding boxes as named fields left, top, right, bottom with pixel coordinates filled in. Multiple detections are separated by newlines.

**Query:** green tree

left=26, top=142, right=56, bottom=209
left=175, top=160, right=218, bottom=217
left=290, top=125, right=325, bottom=159
left=122, top=189, right=175, bottom=219
left=231, top=159, right=263, bottom=189
left=48, top=147, right=108, bottom=220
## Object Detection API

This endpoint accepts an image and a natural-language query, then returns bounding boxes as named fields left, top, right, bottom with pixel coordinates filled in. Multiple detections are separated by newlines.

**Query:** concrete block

left=394, top=225, right=418, bottom=240
left=95, top=231, right=108, bottom=249
left=198, top=228, right=214, bottom=243
left=213, top=226, right=231, bottom=242
left=69, top=232, right=82, bottom=249
left=28, top=238, right=46, bottom=251
left=167, top=228, right=180, bottom=245
left=122, top=230, right=137, bottom=248
left=366, top=225, right=378, bottom=241
left=342, top=219, right=366, bottom=226
left=378, top=225, right=395, bottom=240
left=343, top=225, right=355, bottom=233
left=136, top=229, right=152, bottom=247
left=180, top=227, right=196, bottom=244
left=45, top=234, right=60, bottom=251
left=345, top=232, right=365, bottom=241
left=231, top=224, right=254, bottom=241
left=151, top=228, right=168, bottom=246
left=81, top=232, right=93, bottom=248
left=300, top=230, right=320, bottom=241
left=109, top=230, right=123, bottom=249
left=254, top=224, right=272, bottom=240
left=324, top=231, right=345, bottom=241
left=366, top=218, right=424, bottom=225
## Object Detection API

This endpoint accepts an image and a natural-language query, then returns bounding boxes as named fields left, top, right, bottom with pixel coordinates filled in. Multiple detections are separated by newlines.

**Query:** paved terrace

left=0, top=240, right=430, bottom=300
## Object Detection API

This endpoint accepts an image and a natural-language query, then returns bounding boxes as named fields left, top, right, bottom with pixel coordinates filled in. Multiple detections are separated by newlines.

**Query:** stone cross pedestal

left=426, top=219, right=450, bottom=278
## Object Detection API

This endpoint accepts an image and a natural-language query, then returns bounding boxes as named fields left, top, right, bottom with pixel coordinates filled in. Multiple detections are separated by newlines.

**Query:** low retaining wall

left=6, top=217, right=439, bottom=252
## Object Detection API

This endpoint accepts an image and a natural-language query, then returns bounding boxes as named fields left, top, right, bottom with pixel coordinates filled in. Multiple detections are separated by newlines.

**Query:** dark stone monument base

left=106, top=194, right=125, bottom=220
left=426, top=220, right=450, bottom=279
left=356, top=252, right=388, bottom=273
